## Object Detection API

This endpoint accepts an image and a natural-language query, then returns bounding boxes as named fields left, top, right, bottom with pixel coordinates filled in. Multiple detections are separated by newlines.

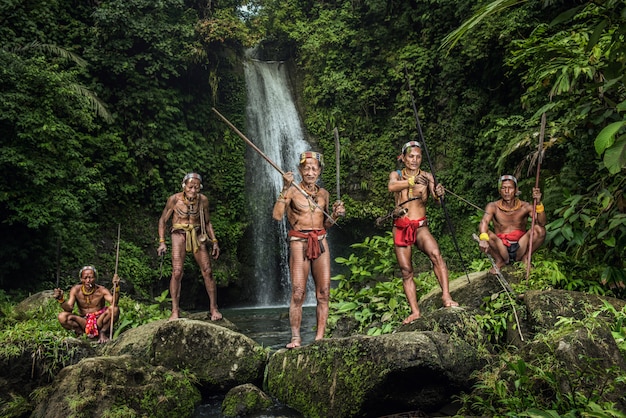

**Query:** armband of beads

left=535, top=203, right=545, bottom=213
left=159, top=238, right=165, bottom=243
left=212, top=239, right=218, bottom=243
left=57, top=297, right=65, bottom=304
left=479, top=232, right=490, bottom=241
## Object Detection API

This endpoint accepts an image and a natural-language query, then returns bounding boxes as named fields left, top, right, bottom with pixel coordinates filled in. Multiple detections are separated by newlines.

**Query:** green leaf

left=336, top=302, right=358, bottom=313
left=594, top=121, right=626, bottom=155
left=603, top=135, right=626, bottom=174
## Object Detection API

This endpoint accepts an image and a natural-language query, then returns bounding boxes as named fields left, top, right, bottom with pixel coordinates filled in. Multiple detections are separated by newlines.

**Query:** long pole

left=526, top=112, right=546, bottom=282
left=55, top=238, right=61, bottom=288
left=334, top=127, right=341, bottom=202
left=472, top=234, right=523, bottom=341
left=110, top=223, right=120, bottom=340
left=212, top=107, right=338, bottom=226
left=404, top=67, right=471, bottom=283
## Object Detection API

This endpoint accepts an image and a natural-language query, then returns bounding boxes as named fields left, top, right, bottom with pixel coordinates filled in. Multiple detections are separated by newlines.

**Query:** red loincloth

left=84, top=307, right=108, bottom=338
left=496, top=229, right=526, bottom=247
left=288, top=229, right=326, bottom=260
left=393, top=216, right=427, bottom=246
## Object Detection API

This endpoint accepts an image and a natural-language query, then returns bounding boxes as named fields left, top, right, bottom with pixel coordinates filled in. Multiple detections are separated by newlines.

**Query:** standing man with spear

left=273, top=151, right=345, bottom=348
left=211, top=107, right=344, bottom=348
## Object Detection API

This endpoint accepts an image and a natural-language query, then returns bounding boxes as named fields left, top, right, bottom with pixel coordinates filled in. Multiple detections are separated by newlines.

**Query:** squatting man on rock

left=53, top=265, right=120, bottom=344
left=478, top=174, right=546, bottom=271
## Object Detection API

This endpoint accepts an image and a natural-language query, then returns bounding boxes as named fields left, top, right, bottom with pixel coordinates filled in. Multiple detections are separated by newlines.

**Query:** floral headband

left=401, top=141, right=421, bottom=155
left=182, top=172, right=203, bottom=189
left=300, top=151, right=324, bottom=168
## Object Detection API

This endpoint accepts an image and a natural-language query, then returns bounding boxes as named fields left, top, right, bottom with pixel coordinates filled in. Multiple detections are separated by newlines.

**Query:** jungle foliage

left=0, top=0, right=624, bottom=305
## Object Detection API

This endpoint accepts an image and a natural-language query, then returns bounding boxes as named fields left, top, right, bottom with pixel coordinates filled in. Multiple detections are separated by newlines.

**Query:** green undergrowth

left=457, top=312, right=626, bottom=417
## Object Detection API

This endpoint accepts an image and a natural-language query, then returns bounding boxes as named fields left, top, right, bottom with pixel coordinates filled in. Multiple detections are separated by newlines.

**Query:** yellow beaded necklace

left=81, top=285, right=95, bottom=306
left=496, top=198, right=521, bottom=212
left=402, top=168, right=420, bottom=199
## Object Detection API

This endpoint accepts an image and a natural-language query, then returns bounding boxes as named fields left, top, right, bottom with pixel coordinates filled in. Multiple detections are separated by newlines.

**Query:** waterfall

left=243, top=55, right=315, bottom=307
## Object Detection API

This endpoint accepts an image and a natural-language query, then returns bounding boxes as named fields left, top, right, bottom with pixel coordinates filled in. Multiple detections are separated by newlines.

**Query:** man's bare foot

left=98, top=334, right=109, bottom=344
left=210, top=309, right=222, bottom=321
left=286, top=336, right=301, bottom=349
left=442, top=297, right=459, bottom=308
left=402, top=312, right=421, bottom=324
left=169, top=309, right=180, bottom=320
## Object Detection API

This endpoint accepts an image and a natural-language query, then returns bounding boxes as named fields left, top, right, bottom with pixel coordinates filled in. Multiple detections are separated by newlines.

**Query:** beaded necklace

left=300, top=182, right=320, bottom=212
left=402, top=168, right=420, bottom=199
left=81, top=285, right=95, bottom=306
left=496, top=198, right=522, bottom=212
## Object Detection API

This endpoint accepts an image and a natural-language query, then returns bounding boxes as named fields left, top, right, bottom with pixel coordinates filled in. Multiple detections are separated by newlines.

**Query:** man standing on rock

left=53, top=265, right=120, bottom=343
left=273, top=151, right=345, bottom=348
left=157, top=172, right=222, bottom=321
left=388, top=141, right=458, bottom=324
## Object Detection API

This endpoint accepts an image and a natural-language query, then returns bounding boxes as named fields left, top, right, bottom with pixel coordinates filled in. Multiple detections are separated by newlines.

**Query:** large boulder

left=524, top=289, right=626, bottom=333
left=31, top=355, right=201, bottom=418
left=266, top=331, right=487, bottom=417
left=419, top=270, right=508, bottom=314
left=103, top=318, right=269, bottom=392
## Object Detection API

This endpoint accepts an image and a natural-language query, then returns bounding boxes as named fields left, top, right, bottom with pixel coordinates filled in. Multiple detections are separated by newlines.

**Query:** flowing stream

left=243, top=53, right=315, bottom=307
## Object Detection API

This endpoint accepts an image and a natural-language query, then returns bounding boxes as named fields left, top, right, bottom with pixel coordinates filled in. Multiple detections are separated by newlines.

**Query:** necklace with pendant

left=301, top=183, right=319, bottom=212
left=82, top=285, right=95, bottom=306
left=402, top=168, right=420, bottom=199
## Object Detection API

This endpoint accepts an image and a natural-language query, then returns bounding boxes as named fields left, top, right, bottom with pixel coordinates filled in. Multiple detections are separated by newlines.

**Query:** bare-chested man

left=388, top=141, right=458, bottom=324
left=478, top=175, right=546, bottom=270
left=53, top=265, right=120, bottom=343
left=157, top=172, right=222, bottom=321
left=273, top=151, right=345, bottom=349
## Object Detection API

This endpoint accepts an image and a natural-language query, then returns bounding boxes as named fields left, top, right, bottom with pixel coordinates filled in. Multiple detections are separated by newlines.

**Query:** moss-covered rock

left=221, top=383, right=273, bottom=417
left=266, top=332, right=486, bottom=417
left=151, top=319, right=269, bottom=391
left=31, top=355, right=201, bottom=418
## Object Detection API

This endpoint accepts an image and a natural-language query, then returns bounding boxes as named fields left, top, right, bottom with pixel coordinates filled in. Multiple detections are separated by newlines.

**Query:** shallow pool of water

left=192, top=305, right=317, bottom=417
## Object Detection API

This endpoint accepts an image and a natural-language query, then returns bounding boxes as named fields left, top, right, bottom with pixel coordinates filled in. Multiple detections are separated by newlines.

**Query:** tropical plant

left=328, top=232, right=441, bottom=336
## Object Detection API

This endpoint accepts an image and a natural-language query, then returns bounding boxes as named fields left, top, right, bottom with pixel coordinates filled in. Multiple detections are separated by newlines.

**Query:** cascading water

left=243, top=53, right=316, bottom=307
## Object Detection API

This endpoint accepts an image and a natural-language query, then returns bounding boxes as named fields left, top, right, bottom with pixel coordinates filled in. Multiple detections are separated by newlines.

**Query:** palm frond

left=70, top=83, right=113, bottom=123
left=440, top=0, right=528, bottom=54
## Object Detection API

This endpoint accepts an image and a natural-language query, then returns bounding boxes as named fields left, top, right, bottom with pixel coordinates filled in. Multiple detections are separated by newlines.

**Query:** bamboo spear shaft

left=110, top=223, right=120, bottom=340
left=212, top=107, right=338, bottom=226
left=526, top=112, right=546, bottom=282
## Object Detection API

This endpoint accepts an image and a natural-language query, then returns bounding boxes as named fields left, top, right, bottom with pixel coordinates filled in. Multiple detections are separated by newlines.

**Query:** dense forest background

left=1, top=0, right=624, bottom=306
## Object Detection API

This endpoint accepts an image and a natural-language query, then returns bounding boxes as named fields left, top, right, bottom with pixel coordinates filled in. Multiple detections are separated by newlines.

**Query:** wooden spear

left=110, top=223, right=121, bottom=340
left=212, top=107, right=338, bottom=226
left=526, top=112, right=546, bottom=282
left=333, top=127, right=344, bottom=217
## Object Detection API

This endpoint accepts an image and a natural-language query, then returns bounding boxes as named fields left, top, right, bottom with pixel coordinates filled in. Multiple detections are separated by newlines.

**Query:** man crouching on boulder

left=53, top=265, right=120, bottom=343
